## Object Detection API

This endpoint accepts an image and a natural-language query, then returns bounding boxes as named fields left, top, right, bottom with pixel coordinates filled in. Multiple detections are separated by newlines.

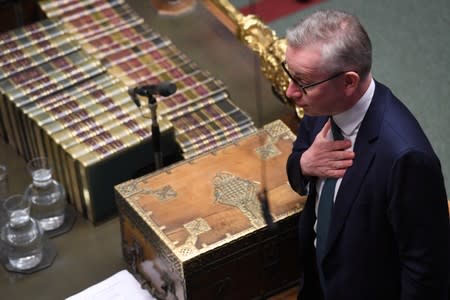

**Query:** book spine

left=182, top=125, right=257, bottom=160
left=120, top=58, right=196, bottom=90
left=3, top=54, right=97, bottom=102
left=0, top=40, right=81, bottom=80
left=0, top=18, right=61, bottom=47
left=39, top=0, right=84, bottom=12
left=171, top=98, right=240, bottom=135
left=0, top=95, right=13, bottom=144
left=63, top=5, right=138, bottom=38
left=85, top=29, right=158, bottom=59
left=46, top=0, right=125, bottom=22
left=15, top=61, right=104, bottom=108
left=165, top=91, right=229, bottom=120
left=0, top=34, right=73, bottom=67
left=108, top=50, right=189, bottom=85
left=23, top=73, right=116, bottom=115
left=67, top=118, right=173, bottom=222
left=0, top=50, right=91, bottom=93
left=176, top=110, right=254, bottom=148
left=81, top=22, right=153, bottom=54
left=34, top=99, right=136, bottom=180
left=1, top=25, right=66, bottom=55
left=51, top=103, right=143, bottom=149
left=71, top=117, right=173, bottom=165
left=32, top=82, right=128, bottom=128
left=38, top=88, right=131, bottom=136
left=100, top=37, right=175, bottom=68
left=42, top=0, right=124, bottom=18
left=159, top=79, right=227, bottom=116
left=58, top=0, right=123, bottom=22
left=73, top=13, right=144, bottom=42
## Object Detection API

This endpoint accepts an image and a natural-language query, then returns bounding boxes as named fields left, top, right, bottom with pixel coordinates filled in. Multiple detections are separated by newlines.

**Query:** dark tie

left=316, top=118, right=344, bottom=263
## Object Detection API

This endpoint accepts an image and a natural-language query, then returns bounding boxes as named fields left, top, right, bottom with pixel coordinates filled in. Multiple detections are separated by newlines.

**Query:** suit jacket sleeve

left=387, top=150, right=449, bottom=300
left=286, top=116, right=325, bottom=196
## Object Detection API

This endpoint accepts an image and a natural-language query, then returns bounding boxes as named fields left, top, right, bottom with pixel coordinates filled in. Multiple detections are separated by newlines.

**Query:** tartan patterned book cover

left=78, top=17, right=145, bottom=48
left=176, top=109, right=255, bottom=150
left=0, top=40, right=80, bottom=80
left=171, top=97, right=241, bottom=135
left=63, top=5, right=142, bottom=39
left=82, top=26, right=159, bottom=58
left=22, top=72, right=115, bottom=115
left=41, top=0, right=125, bottom=21
left=0, top=18, right=62, bottom=50
left=108, top=51, right=190, bottom=86
left=3, top=56, right=102, bottom=104
left=0, top=50, right=92, bottom=95
left=39, top=0, right=123, bottom=14
left=0, top=34, right=74, bottom=68
left=182, top=125, right=257, bottom=159
left=100, top=37, right=176, bottom=68
left=31, top=81, right=128, bottom=128
left=159, top=79, right=228, bottom=116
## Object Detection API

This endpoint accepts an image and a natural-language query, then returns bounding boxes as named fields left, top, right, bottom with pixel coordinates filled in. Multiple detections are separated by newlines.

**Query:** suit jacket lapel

left=324, top=81, right=388, bottom=258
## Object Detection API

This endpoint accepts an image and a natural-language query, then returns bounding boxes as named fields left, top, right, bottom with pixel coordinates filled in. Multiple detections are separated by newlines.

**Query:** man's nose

left=286, top=81, right=303, bottom=99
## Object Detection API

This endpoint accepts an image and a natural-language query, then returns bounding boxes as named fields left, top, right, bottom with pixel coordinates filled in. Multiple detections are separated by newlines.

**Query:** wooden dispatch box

left=115, top=120, right=306, bottom=299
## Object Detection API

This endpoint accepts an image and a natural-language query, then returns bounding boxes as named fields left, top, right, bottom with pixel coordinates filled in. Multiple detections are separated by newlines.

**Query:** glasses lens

left=282, top=62, right=307, bottom=94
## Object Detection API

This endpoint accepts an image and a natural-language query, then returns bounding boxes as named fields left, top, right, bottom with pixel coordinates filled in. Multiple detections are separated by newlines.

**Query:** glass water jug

left=1, top=194, right=43, bottom=270
left=24, top=157, right=66, bottom=231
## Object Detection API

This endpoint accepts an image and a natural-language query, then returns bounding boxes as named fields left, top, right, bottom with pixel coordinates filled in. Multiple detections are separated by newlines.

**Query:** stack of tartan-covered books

left=0, top=0, right=257, bottom=222
left=39, top=0, right=256, bottom=159
left=0, top=19, right=176, bottom=222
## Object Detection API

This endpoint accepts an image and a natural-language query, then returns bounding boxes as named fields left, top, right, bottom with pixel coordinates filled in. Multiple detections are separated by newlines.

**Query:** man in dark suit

left=284, top=10, right=449, bottom=300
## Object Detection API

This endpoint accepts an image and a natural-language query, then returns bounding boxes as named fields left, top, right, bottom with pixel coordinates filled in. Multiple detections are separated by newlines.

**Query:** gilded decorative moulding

left=204, top=0, right=303, bottom=118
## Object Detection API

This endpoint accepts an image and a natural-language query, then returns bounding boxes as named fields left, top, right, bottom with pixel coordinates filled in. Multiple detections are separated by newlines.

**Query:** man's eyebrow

left=289, top=64, right=316, bottom=80
left=292, top=70, right=313, bottom=82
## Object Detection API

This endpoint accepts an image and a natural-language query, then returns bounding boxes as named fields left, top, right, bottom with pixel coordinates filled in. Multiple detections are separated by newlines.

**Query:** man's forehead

left=286, top=46, right=323, bottom=75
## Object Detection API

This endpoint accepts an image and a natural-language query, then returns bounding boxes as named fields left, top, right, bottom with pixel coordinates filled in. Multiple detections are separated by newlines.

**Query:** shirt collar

left=333, top=79, right=375, bottom=136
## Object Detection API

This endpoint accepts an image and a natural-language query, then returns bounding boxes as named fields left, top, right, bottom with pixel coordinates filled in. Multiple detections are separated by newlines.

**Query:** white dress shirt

left=314, top=79, right=375, bottom=245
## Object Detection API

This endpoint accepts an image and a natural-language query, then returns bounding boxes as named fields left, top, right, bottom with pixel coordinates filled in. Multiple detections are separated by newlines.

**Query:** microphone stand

left=130, top=82, right=176, bottom=171
left=146, top=94, right=163, bottom=170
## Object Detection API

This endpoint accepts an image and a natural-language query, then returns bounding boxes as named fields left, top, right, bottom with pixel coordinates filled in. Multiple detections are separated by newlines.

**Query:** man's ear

left=343, top=71, right=360, bottom=96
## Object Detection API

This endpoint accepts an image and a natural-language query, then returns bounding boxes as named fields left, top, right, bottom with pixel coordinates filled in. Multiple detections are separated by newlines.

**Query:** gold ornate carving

left=204, top=0, right=303, bottom=118
left=213, top=171, right=265, bottom=228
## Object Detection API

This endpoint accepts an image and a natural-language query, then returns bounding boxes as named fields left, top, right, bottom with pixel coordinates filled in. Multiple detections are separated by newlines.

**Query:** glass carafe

left=1, top=194, right=43, bottom=270
left=24, top=157, right=66, bottom=231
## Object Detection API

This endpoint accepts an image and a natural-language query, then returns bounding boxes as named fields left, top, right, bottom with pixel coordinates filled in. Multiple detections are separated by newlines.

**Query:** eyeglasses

left=281, top=61, right=348, bottom=95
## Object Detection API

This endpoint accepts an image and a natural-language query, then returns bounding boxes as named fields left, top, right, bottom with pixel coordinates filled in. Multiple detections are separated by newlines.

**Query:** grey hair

left=286, top=10, right=372, bottom=78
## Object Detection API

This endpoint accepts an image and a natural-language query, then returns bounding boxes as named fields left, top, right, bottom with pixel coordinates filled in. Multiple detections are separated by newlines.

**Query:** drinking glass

left=1, top=194, right=43, bottom=270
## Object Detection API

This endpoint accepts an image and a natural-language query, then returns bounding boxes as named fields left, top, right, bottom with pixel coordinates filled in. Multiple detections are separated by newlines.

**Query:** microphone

left=129, top=82, right=176, bottom=99
left=128, top=87, right=141, bottom=107
left=128, top=82, right=177, bottom=107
